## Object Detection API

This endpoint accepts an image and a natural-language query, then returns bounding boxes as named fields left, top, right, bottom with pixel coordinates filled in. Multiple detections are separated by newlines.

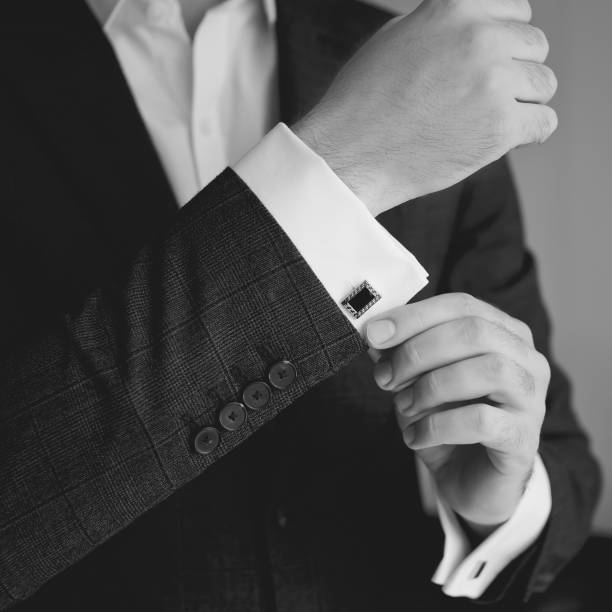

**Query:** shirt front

left=104, top=0, right=278, bottom=205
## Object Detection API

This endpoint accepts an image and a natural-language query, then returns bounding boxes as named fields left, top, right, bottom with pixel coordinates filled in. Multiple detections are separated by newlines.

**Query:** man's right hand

left=294, top=0, right=557, bottom=216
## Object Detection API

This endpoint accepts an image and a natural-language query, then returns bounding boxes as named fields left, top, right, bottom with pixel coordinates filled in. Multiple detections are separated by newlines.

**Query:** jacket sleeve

left=440, top=157, right=602, bottom=603
left=0, top=169, right=365, bottom=608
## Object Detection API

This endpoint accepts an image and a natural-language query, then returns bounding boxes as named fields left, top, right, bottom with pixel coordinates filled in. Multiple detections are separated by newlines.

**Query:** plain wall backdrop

left=370, top=0, right=612, bottom=533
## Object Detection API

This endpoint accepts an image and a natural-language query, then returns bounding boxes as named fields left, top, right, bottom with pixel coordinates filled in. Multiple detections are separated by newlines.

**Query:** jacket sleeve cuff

left=432, top=454, right=552, bottom=599
left=232, top=123, right=428, bottom=335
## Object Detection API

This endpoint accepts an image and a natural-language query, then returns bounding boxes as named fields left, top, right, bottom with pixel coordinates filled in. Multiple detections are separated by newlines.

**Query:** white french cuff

left=432, top=453, right=552, bottom=599
left=233, top=122, right=429, bottom=334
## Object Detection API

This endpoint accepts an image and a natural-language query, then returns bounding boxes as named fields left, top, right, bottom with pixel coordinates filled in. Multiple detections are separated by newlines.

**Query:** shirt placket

left=191, top=9, right=232, bottom=189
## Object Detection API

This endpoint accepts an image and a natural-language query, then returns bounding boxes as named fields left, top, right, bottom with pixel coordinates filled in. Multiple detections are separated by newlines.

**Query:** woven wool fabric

left=0, top=1, right=601, bottom=610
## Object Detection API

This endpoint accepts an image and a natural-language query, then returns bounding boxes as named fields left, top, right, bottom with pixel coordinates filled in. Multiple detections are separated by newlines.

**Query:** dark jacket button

left=268, top=360, right=297, bottom=390
left=194, top=426, right=220, bottom=455
left=242, top=381, right=271, bottom=410
left=219, top=401, right=247, bottom=431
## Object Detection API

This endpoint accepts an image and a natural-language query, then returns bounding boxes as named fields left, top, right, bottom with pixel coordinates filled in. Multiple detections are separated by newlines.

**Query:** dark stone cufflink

left=341, top=281, right=381, bottom=319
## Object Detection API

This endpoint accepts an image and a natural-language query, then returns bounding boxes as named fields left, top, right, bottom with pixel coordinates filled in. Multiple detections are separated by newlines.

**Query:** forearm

left=0, top=169, right=364, bottom=607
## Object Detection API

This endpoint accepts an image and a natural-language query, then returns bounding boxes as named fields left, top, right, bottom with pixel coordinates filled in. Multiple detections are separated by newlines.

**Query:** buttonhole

left=470, top=561, right=487, bottom=580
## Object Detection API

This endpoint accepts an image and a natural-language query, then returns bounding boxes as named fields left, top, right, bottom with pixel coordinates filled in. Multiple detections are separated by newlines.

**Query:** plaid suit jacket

left=0, top=1, right=601, bottom=610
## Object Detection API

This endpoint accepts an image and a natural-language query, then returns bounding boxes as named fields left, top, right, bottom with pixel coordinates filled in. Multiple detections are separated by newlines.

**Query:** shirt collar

left=87, top=0, right=277, bottom=28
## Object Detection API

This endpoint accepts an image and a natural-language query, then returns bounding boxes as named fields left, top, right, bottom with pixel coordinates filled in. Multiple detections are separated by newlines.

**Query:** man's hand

left=367, top=293, right=551, bottom=532
left=295, top=0, right=557, bottom=216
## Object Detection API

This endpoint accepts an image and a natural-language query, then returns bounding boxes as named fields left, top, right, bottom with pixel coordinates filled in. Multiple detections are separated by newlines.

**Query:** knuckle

left=516, top=319, right=535, bottom=345
left=543, top=65, right=559, bottom=95
left=516, top=363, right=537, bottom=396
left=422, top=370, right=441, bottom=402
left=460, top=316, right=487, bottom=346
left=534, top=351, right=552, bottom=384
left=538, top=107, right=559, bottom=143
left=454, top=292, right=477, bottom=316
left=486, top=353, right=536, bottom=396
left=521, top=0, right=534, bottom=22
left=531, top=26, right=550, bottom=55
left=516, top=24, right=549, bottom=54
left=530, top=107, right=556, bottom=144
left=549, top=107, right=560, bottom=134
left=483, top=353, right=509, bottom=379
left=530, top=63, right=557, bottom=97
left=401, top=339, right=423, bottom=367
left=492, top=319, right=519, bottom=349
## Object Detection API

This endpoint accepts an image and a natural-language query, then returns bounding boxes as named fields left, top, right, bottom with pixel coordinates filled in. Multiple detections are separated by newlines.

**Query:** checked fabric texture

left=0, top=1, right=602, bottom=610
left=0, top=170, right=364, bottom=607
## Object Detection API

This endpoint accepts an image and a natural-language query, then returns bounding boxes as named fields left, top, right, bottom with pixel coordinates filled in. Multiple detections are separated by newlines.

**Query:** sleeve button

left=194, top=426, right=220, bottom=455
left=242, top=381, right=271, bottom=410
left=268, top=360, right=297, bottom=390
left=219, top=402, right=247, bottom=431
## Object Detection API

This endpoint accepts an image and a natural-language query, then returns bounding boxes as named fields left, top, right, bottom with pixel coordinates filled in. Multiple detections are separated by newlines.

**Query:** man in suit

left=0, top=0, right=600, bottom=610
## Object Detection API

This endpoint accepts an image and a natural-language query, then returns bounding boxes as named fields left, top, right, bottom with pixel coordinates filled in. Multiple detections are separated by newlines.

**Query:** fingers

left=392, top=353, right=542, bottom=420
left=513, top=102, right=559, bottom=146
left=395, top=397, right=464, bottom=434
left=377, top=315, right=533, bottom=391
left=502, top=22, right=549, bottom=63
left=512, top=60, right=558, bottom=104
left=484, top=0, right=533, bottom=24
left=399, top=402, right=536, bottom=456
left=367, top=293, right=533, bottom=350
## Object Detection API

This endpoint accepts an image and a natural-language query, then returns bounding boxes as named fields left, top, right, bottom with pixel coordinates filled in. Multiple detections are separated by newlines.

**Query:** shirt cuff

left=232, top=123, right=428, bottom=335
left=432, top=454, right=552, bottom=599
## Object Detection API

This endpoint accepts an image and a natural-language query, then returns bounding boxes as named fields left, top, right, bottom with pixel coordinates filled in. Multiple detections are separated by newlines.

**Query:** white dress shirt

left=88, top=0, right=551, bottom=598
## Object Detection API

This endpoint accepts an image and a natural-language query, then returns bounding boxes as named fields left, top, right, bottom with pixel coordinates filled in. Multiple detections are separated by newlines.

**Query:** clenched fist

left=295, top=0, right=558, bottom=216
left=367, top=294, right=551, bottom=532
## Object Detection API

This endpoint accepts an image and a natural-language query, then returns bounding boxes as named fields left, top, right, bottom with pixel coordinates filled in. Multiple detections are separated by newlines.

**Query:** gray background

left=371, top=0, right=612, bottom=533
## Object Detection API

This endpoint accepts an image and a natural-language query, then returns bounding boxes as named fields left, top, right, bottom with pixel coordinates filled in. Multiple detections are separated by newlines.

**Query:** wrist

left=455, top=464, right=534, bottom=535
left=293, top=110, right=389, bottom=217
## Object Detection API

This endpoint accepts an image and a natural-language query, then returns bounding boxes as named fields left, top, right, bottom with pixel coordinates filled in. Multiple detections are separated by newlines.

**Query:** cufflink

left=341, top=281, right=381, bottom=319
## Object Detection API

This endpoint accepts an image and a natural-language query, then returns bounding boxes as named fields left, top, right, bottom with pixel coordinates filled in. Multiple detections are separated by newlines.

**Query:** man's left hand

left=367, top=293, right=551, bottom=533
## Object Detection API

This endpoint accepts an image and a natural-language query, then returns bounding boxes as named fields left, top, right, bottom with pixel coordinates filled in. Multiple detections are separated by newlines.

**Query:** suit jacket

left=0, top=1, right=601, bottom=611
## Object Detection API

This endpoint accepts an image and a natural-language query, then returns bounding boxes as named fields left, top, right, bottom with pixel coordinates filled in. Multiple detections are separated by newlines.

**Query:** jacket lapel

left=2, top=0, right=178, bottom=235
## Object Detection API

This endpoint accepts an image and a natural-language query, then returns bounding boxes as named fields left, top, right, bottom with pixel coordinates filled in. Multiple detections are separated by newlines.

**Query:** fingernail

left=367, top=319, right=395, bottom=345
left=374, top=361, right=393, bottom=387
left=403, top=425, right=416, bottom=446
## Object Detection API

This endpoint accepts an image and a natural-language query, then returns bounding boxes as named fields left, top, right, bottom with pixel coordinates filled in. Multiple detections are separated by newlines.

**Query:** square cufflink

left=341, top=281, right=381, bottom=319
